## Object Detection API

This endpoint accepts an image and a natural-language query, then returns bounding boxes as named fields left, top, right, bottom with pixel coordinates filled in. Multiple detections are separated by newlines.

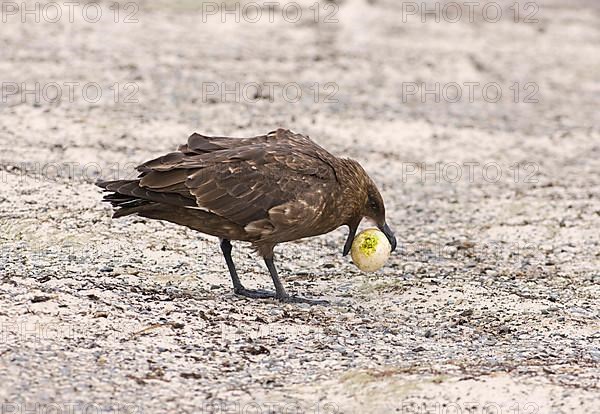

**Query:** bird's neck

left=335, top=158, right=369, bottom=225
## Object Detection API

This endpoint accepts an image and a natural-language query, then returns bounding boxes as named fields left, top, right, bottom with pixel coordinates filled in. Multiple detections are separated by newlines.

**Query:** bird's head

left=360, top=180, right=397, bottom=251
left=340, top=160, right=397, bottom=256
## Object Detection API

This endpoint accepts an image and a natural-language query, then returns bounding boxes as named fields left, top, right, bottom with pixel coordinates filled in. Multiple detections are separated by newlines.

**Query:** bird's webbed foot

left=233, top=287, right=276, bottom=299
left=276, top=294, right=330, bottom=305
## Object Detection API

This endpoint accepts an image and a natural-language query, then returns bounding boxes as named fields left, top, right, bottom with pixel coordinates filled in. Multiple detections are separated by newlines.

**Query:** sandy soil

left=1, top=0, right=599, bottom=413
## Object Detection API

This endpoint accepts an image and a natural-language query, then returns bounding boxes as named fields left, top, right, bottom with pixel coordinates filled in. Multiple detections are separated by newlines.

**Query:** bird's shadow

left=230, top=288, right=331, bottom=306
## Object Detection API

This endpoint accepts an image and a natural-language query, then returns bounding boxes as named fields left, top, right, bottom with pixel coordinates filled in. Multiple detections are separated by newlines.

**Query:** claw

left=234, top=288, right=276, bottom=299
left=278, top=294, right=329, bottom=305
left=233, top=288, right=328, bottom=305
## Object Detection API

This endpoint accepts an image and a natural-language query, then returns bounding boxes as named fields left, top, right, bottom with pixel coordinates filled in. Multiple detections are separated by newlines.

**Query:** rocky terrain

left=0, top=0, right=599, bottom=412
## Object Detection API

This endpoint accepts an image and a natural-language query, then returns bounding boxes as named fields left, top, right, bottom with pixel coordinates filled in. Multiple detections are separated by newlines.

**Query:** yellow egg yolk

left=359, top=235, right=378, bottom=256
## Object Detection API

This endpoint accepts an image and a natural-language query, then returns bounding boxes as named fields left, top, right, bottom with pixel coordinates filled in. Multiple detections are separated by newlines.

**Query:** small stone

left=31, top=295, right=52, bottom=303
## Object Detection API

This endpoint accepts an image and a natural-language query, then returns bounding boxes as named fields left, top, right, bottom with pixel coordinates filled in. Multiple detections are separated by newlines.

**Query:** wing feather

left=128, top=129, right=337, bottom=230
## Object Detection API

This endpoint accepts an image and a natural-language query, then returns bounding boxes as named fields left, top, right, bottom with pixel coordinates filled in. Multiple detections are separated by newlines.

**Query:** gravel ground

left=1, top=0, right=599, bottom=413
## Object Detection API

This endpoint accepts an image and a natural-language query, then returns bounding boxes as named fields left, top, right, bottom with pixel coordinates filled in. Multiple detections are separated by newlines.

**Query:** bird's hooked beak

left=379, top=222, right=397, bottom=252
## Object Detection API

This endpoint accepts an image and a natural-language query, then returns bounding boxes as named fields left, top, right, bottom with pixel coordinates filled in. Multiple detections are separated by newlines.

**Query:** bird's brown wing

left=136, top=130, right=339, bottom=239
left=177, top=130, right=277, bottom=154
left=137, top=128, right=327, bottom=171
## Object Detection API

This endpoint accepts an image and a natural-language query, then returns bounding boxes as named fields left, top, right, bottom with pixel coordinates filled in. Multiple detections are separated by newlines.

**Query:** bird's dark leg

left=219, top=239, right=273, bottom=299
left=219, top=239, right=243, bottom=292
left=223, top=243, right=328, bottom=304
left=264, top=257, right=289, bottom=301
left=264, top=257, right=328, bottom=305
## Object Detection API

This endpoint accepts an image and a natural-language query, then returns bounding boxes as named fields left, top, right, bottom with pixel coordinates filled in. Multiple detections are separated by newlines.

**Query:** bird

left=97, top=128, right=396, bottom=302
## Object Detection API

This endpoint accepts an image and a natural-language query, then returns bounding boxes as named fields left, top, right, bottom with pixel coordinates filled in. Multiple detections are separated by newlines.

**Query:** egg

left=350, top=228, right=392, bottom=272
